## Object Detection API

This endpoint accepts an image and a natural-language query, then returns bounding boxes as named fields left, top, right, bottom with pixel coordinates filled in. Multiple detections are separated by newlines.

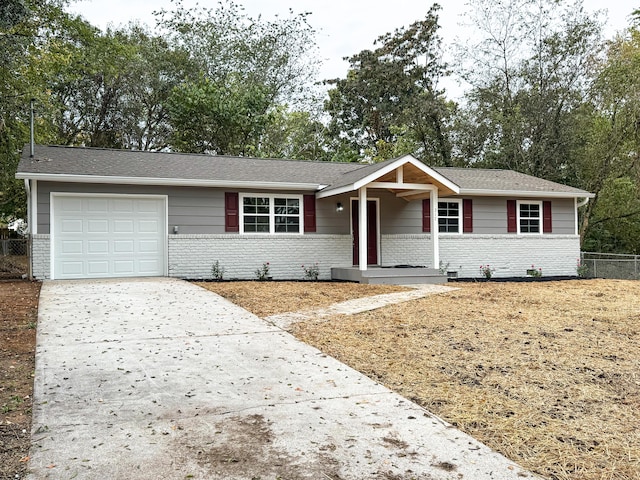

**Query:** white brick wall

left=30, top=233, right=580, bottom=281
left=440, top=234, right=580, bottom=278
left=380, top=234, right=433, bottom=267
left=31, top=234, right=50, bottom=280
left=168, top=234, right=353, bottom=280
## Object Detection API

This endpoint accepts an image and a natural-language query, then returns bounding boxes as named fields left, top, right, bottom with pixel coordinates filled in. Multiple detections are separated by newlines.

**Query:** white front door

left=51, top=194, right=167, bottom=280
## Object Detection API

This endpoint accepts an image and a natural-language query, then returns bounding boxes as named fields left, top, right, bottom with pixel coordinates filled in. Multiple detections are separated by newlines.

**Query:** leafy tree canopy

left=454, top=0, right=603, bottom=183
left=577, top=25, right=640, bottom=251
left=324, top=4, right=452, bottom=164
left=0, top=0, right=71, bottom=222
left=155, top=0, right=320, bottom=108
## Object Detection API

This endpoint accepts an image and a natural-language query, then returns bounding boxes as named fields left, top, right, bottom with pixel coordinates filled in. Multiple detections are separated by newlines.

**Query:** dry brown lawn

left=197, top=281, right=409, bottom=317
left=203, top=279, right=640, bottom=480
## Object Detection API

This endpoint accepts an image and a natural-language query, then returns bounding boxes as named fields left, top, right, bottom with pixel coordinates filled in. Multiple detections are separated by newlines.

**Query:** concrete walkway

left=29, top=278, right=536, bottom=479
left=265, top=284, right=456, bottom=330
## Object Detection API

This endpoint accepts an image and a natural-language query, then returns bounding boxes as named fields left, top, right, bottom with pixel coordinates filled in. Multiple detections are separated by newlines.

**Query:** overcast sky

left=69, top=0, right=635, bottom=96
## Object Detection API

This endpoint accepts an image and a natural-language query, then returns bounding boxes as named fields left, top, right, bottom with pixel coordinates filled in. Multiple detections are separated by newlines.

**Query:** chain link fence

left=1, top=239, right=27, bottom=256
left=0, top=238, right=29, bottom=279
left=580, top=252, right=640, bottom=280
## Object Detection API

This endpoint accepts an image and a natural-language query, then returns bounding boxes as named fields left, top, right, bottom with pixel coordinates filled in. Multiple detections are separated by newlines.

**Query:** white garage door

left=52, top=194, right=167, bottom=280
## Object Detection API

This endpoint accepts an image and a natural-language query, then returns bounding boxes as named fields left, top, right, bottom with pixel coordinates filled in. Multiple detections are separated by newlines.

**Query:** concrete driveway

left=28, top=278, right=536, bottom=479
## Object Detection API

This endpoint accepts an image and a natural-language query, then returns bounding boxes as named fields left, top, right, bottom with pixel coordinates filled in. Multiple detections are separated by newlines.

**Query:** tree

left=1, top=0, right=325, bottom=221
left=0, top=0, right=70, bottom=222
left=577, top=26, right=640, bottom=252
left=167, top=75, right=272, bottom=155
left=26, top=20, right=198, bottom=150
left=252, top=107, right=330, bottom=161
left=0, top=0, right=28, bottom=29
left=582, top=177, right=640, bottom=253
left=155, top=0, right=322, bottom=155
left=119, top=26, right=197, bottom=151
left=453, top=0, right=603, bottom=184
left=155, top=0, right=320, bottom=108
left=324, top=5, right=451, bottom=164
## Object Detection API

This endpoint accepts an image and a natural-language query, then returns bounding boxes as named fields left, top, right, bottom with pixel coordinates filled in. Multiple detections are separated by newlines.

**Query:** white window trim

left=516, top=200, right=543, bottom=235
left=438, top=199, right=462, bottom=235
left=239, top=193, right=304, bottom=235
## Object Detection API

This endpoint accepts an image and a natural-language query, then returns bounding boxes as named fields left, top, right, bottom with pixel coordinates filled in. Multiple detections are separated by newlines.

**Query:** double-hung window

left=517, top=201, right=541, bottom=234
left=438, top=200, right=461, bottom=233
left=241, top=194, right=302, bottom=234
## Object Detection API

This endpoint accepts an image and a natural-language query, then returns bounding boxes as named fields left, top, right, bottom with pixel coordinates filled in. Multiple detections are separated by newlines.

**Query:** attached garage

left=51, top=194, right=167, bottom=280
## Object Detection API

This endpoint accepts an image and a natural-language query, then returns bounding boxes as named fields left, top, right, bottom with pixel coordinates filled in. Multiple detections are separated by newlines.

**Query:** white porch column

left=359, top=186, right=368, bottom=271
left=430, top=189, right=439, bottom=268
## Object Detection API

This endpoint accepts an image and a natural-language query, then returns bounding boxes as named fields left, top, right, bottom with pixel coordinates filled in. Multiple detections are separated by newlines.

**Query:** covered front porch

left=317, top=155, right=459, bottom=284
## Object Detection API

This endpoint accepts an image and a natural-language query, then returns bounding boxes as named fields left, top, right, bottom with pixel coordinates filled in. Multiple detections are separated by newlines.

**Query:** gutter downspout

left=575, top=197, right=590, bottom=241
left=24, top=179, right=32, bottom=280
left=577, top=197, right=590, bottom=208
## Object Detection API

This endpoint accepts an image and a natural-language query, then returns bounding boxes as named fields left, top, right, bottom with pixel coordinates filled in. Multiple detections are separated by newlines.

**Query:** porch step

left=331, top=267, right=448, bottom=285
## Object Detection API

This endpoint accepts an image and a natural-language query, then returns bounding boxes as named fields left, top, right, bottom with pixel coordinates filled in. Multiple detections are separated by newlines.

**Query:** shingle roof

left=16, top=145, right=593, bottom=197
left=16, top=145, right=362, bottom=188
left=318, top=157, right=399, bottom=192
left=434, top=167, right=591, bottom=196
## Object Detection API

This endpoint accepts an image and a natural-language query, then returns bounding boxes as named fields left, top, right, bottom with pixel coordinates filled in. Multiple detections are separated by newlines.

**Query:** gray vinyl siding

left=316, top=192, right=351, bottom=234
left=376, top=190, right=423, bottom=235
left=465, top=197, right=507, bottom=234
left=36, top=182, right=350, bottom=235
left=446, top=196, right=575, bottom=235
left=550, top=198, right=576, bottom=234
left=35, top=182, right=577, bottom=236
left=168, top=188, right=224, bottom=234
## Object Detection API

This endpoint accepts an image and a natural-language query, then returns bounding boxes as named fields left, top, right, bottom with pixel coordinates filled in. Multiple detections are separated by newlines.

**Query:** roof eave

left=316, top=185, right=357, bottom=199
left=15, top=172, right=323, bottom=191
left=458, top=188, right=595, bottom=198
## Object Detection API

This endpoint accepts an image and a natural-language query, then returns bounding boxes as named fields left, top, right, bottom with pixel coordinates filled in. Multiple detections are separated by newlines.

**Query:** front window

left=273, top=198, right=300, bottom=233
left=241, top=194, right=302, bottom=234
left=243, top=197, right=270, bottom=232
left=518, top=201, right=541, bottom=234
left=438, top=200, right=461, bottom=233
